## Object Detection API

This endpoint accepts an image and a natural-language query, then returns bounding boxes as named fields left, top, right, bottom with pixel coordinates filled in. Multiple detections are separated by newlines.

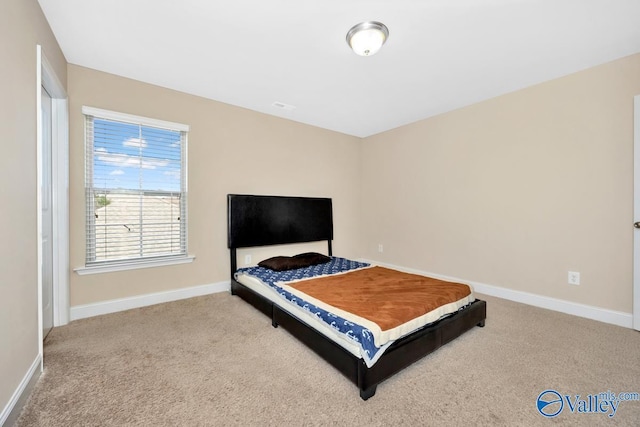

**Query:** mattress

left=235, top=257, right=475, bottom=367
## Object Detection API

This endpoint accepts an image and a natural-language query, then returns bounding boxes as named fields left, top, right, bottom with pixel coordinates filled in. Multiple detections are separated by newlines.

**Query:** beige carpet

left=15, top=293, right=640, bottom=426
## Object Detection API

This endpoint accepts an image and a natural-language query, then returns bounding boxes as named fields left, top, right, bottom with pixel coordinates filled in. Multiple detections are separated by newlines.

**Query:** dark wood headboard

left=227, top=194, right=333, bottom=276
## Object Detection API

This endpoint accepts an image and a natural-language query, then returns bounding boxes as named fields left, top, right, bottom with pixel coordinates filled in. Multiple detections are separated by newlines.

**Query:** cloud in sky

left=96, top=147, right=169, bottom=169
left=110, top=169, right=125, bottom=175
left=163, top=170, right=180, bottom=179
left=123, top=137, right=147, bottom=148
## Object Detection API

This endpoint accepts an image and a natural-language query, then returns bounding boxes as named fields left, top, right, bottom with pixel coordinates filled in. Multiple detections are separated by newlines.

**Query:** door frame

left=37, top=45, right=69, bottom=363
left=40, top=84, right=54, bottom=339
left=634, top=95, right=640, bottom=331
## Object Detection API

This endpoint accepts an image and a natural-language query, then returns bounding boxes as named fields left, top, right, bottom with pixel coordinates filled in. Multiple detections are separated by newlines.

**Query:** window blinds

left=83, top=107, right=188, bottom=265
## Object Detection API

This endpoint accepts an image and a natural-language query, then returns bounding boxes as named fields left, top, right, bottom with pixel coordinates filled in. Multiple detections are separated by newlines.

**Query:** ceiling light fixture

left=346, top=21, right=389, bottom=56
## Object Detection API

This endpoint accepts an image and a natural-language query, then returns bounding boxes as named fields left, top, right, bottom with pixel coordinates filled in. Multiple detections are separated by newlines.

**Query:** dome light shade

left=346, top=21, right=389, bottom=56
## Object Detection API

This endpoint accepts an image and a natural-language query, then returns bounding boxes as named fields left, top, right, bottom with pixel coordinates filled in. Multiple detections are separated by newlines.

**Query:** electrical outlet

left=244, top=254, right=252, bottom=265
left=378, top=244, right=384, bottom=253
left=568, top=271, right=580, bottom=285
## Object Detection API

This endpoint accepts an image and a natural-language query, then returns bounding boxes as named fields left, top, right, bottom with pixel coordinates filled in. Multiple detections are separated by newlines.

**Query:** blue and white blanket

left=235, top=257, right=392, bottom=367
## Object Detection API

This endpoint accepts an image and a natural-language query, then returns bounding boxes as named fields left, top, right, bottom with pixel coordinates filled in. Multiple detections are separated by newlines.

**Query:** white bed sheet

left=235, top=272, right=367, bottom=359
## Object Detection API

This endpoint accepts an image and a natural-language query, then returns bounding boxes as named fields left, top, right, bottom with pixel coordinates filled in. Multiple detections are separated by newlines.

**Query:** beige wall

left=68, top=65, right=362, bottom=306
left=361, top=53, right=640, bottom=313
left=0, top=0, right=67, bottom=418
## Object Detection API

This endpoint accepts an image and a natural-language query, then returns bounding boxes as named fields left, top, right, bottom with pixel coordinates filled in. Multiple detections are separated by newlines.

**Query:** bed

left=227, top=194, right=486, bottom=400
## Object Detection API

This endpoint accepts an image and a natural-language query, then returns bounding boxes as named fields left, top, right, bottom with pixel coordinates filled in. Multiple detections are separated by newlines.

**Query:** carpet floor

left=15, top=292, right=640, bottom=426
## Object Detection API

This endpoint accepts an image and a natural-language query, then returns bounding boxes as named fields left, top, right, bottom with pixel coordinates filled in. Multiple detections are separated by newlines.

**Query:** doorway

left=37, top=46, right=70, bottom=365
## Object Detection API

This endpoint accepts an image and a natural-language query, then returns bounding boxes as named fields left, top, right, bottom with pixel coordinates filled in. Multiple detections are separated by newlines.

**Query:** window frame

left=75, top=106, right=194, bottom=275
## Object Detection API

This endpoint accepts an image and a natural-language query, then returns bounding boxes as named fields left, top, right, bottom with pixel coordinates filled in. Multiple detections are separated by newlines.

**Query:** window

left=81, top=107, right=190, bottom=271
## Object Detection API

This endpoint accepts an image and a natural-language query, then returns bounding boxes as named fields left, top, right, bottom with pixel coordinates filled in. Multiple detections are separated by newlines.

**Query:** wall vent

left=272, top=101, right=296, bottom=111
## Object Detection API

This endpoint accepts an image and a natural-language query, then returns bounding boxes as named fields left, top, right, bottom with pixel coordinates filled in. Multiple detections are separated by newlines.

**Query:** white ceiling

left=39, top=0, right=640, bottom=138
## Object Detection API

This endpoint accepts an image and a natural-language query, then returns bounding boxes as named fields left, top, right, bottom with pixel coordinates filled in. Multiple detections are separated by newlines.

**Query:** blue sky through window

left=93, top=119, right=182, bottom=192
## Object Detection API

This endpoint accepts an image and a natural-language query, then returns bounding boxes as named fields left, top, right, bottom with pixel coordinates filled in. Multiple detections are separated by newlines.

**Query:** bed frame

left=227, top=194, right=486, bottom=400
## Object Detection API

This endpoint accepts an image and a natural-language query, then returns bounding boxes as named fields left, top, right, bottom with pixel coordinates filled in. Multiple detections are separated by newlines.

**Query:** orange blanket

left=285, top=266, right=472, bottom=332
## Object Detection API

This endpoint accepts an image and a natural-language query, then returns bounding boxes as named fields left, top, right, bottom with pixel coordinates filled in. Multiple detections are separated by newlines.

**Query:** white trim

left=38, top=45, right=70, bottom=329
left=36, top=45, right=44, bottom=369
left=41, top=53, right=65, bottom=98
left=52, top=96, right=70, bottom=326
left=634, top=94, right=640, bottom=331
left=0, top=355, right=41, bottom=427
left=361, top=259, right=634, bottom=329
left=70, top=281, right=230, bottom=321
left=74, top=254, right=196, bottom=275
left=82, top=105, right=190, bottom=132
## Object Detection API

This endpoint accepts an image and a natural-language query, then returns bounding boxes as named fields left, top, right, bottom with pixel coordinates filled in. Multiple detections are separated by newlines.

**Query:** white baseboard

left=70, top=281, right=231, bottom=321
left=1, top=355, right=41, bottom=427
left=361, top=259, right=633, bottom=329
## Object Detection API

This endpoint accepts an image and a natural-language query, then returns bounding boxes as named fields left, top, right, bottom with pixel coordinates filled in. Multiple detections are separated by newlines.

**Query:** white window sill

left=74, top=255, right=195, bottom=275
